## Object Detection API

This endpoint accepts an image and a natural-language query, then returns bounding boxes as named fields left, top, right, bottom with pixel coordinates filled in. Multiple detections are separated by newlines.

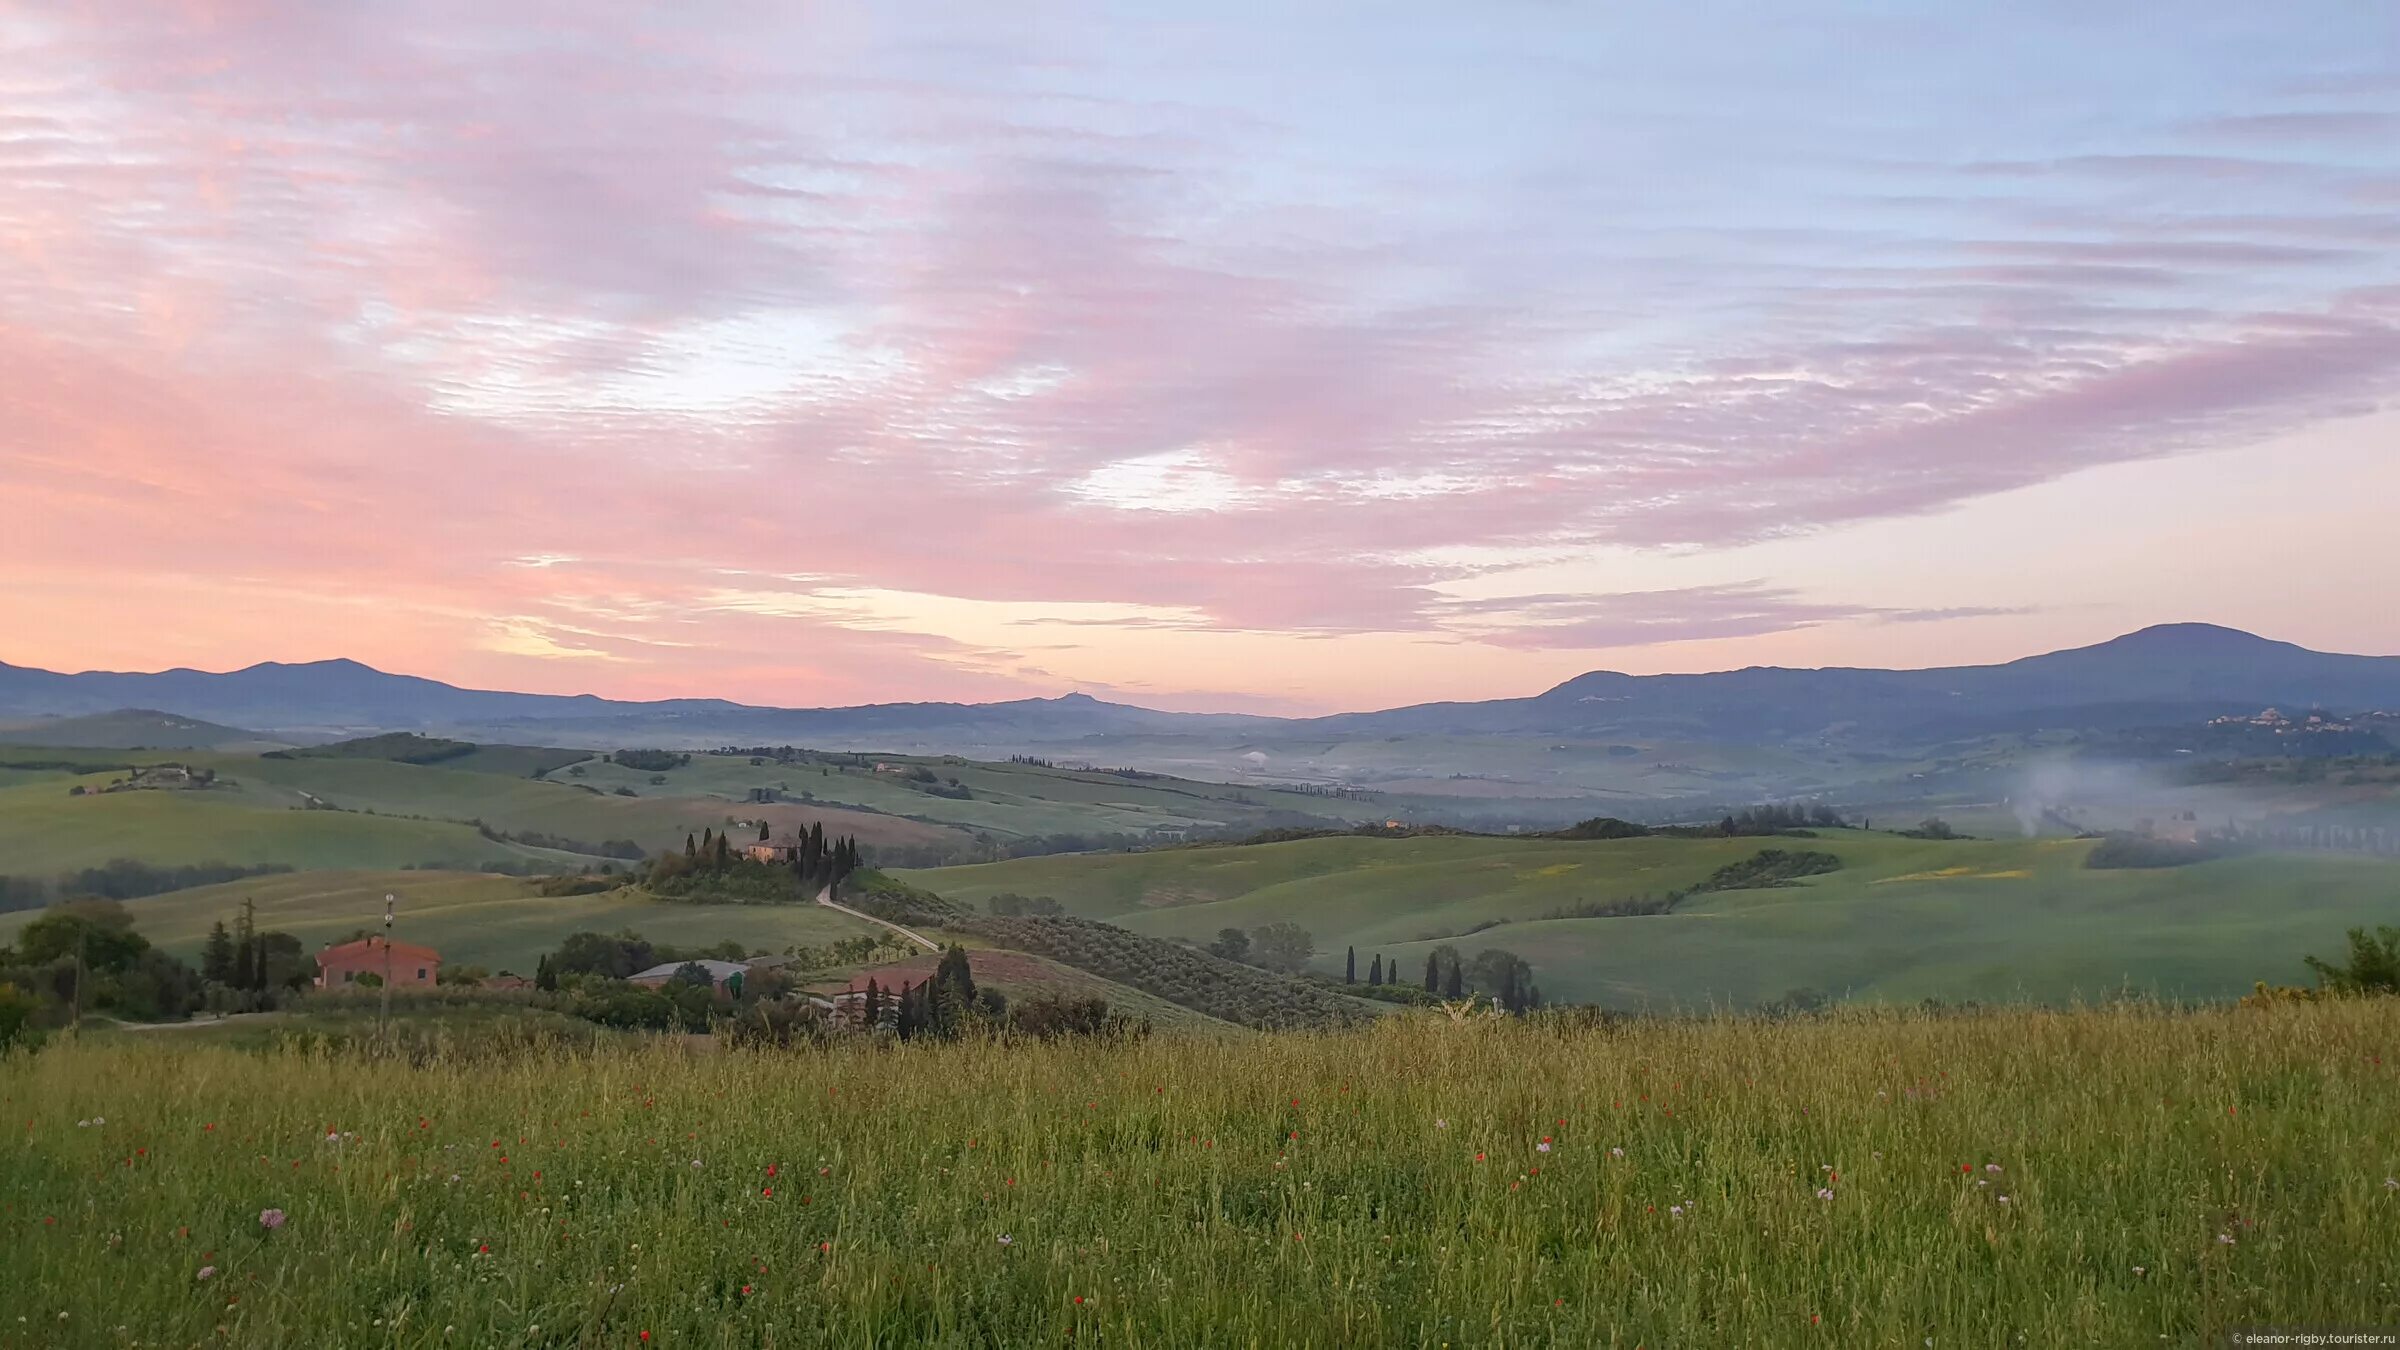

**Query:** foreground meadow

left=4, top=1004, right=2398, bottom=1347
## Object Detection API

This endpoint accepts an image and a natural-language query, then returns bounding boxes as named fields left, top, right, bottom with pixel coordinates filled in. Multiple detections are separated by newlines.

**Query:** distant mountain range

left=3, top=625, right=2396, bottom=751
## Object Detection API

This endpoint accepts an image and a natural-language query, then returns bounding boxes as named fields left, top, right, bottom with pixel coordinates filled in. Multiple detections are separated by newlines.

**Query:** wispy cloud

left=0, top=2, right=2395, bottom=705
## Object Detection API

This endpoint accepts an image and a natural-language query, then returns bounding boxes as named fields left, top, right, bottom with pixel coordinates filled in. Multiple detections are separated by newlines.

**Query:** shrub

left=2085, top=834, right=2226, bottom=869
left=1690, top=849, right=1842, bottom=894
left=2304, top=926, right=2400, bottom=995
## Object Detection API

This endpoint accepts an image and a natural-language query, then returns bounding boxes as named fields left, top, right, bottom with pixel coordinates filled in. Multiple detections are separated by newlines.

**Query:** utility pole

left=379, top=893, right=395, bottom=1042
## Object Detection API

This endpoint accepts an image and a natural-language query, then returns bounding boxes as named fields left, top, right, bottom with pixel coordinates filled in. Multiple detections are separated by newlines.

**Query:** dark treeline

left=0, top=860, right=295, bottom=914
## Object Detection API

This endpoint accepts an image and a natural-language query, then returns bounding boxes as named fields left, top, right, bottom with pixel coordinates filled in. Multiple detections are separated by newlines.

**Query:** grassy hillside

left=9, top=1002, right=2397, bottom=1344
left=0, top=771, right=581, bottom=875
left=0, top=709, right=285, bottom=751
left=904, top=830, right=2400, bottom=1009
left=0, top=869, right=885, bottom=975
left=570, top=750, right=1384, bottom=842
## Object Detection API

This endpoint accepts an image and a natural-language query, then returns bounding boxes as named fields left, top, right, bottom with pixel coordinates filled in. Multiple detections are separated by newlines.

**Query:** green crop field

left=567, top=751, right=1386, bottom=842
left=904, top=830, right=2400, bottom=1010
left=0, top=870, right=885, bottom=977
left=0, top=773, right=582, bottom=876
left=5, top=1001, right=2397, bottom=1345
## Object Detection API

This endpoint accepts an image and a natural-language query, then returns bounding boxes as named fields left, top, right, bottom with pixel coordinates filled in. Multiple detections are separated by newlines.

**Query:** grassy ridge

left=906, top=831, right=2400, bottom=1009
left=5, top=1003, right=2397, bottom=1345
left=0, top=773, right=578, bottom=874
left=0, top=871, right=884, bottom=975
left=567, top=752, right=1385, bottom=842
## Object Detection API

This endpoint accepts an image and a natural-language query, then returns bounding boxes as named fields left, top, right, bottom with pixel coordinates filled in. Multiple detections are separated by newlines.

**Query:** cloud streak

left=1, top=2, right=2396, bottom=706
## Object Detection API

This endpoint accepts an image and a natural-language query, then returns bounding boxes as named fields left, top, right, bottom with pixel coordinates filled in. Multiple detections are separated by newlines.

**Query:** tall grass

left=4, top=1003, right=2397, bottom=1346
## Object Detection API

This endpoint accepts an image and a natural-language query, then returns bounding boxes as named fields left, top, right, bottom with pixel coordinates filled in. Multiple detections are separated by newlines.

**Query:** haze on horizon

left=3, top=2, right=2397, bottom=716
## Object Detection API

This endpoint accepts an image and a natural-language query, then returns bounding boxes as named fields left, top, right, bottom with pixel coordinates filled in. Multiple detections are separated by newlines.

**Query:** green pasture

left=5, top=1002, right=2396, bottom=1345
left=905, top=830, right=2400, bottom=1010
left=0, top=869, right=886, bottom=975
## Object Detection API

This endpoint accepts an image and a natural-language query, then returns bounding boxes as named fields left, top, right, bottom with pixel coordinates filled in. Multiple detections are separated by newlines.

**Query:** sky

left=2, top=1, right=2396, bottom=715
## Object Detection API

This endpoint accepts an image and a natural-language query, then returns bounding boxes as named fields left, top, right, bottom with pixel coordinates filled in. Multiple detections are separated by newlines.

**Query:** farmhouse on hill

left=315, top=936, right=441, bottom=989
left=744, top=834, right=807, bottom=865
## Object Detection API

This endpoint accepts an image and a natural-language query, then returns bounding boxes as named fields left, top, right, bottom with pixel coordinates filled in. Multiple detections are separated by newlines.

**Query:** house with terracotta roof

left=315, top=936, right=441, bottom=989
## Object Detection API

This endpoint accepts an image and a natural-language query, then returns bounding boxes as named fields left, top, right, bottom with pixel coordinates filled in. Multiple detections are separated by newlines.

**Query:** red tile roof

left=317, top=936, right=441, bottom=965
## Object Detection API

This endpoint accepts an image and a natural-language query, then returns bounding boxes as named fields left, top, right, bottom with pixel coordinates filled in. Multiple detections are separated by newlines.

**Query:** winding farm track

left=816, top=885, right=940, bottom=952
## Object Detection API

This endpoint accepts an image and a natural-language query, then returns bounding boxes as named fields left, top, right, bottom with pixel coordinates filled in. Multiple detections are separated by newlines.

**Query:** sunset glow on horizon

left=4, top=2, right=2397, bottom=714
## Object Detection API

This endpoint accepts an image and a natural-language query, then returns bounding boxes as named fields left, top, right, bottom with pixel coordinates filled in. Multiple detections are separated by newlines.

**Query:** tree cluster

left=0, top=899, right=211, bottom=1027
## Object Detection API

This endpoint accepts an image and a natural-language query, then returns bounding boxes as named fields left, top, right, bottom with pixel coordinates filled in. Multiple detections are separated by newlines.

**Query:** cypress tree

left=1423, top=952, right=1438, bottom=993
left=1367, top=954, right=1382, bottom=986
left=758, top=821, right=771, bottom=843
left=864, top=979, right=884, bottom=1030
left=235, top=898, right=260, bottom=993
left=535, top=953, right=557, bottom=992
left=1345, top=946, right=1356, bottom=983
left=201, top=920, right=235, bottom=985
left=713, top=832, right=731, bottom=869
left=1442, top=955, right=1464, bottom=1000
left=685, top=833, right=698, bottom=861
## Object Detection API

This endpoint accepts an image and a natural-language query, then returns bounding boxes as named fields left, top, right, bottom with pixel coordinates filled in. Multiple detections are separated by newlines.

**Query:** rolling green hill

left=0, top=869, right=885, bottom=975
left=0, top=770, right=584, bottom=874
left=565, top=750, right=1386, bottom=843
left=902, top=830, right=2400, bottom=1010
left=0, top=709, right=285, bottom=752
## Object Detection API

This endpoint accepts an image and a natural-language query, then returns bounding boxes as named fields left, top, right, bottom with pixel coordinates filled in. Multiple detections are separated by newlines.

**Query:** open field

left=567, top=751, right=1387, bottom=841
left=905, top=830, right=2400, bottom=1009
left=0, top=871, right=885, bottom=976
left=0, top=773, right=583, bottom=875
left=5, top=1002, right=2397, bottom=1345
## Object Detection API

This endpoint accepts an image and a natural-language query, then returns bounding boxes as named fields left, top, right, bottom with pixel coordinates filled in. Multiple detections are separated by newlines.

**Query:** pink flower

left=259, top=1208, right=286, bottom=1231
left=195, top=1266, right=216, bottom=1282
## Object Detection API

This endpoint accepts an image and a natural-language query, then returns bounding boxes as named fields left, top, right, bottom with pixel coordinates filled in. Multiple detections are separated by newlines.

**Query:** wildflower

left=1474, top=1152, right=1486, bottom=1163
left=2132, top=1266, right=2147, bottom=1277
left=258, top=1209, right=286, bottom=1231
left=1669, top=1205, right=1684, bottom=1218
left=1537, top=1140, right=1552, bottom=1153
left=762, top=1187, right=773, bottom=1198
left=997, top=1234, right=1014, bottom=1247
left=1435, top=1119, right=1448, bottom=1130
left=1997, top=1195, right=2011, bottom=1205
left=1985, top=1164, right=2002, bottom=1173
left=691, top=1159, right=703, bottom=1170
left=196, top=1267, right=215, bottom=1282
left=2386, top=1178, right=2398, bottom=1190
left=1816, top=1188, right=1835, bottom=1201
left=2218, top=1233, right=2236, bottom=1245
left=1609, top=1147, right=1624, bottom=1158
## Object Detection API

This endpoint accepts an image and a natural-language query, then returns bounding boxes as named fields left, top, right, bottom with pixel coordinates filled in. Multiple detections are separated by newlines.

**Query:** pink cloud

left=2, top=4, right=2398, bottom=706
